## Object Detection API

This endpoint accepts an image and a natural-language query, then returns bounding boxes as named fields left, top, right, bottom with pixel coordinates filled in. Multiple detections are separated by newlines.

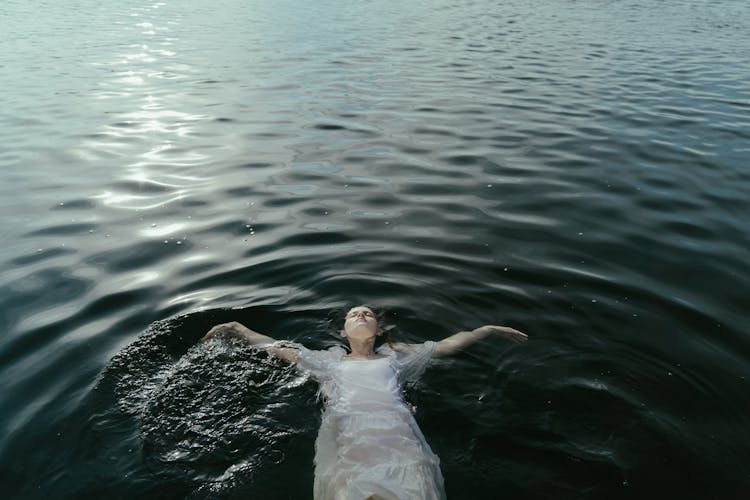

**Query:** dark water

left=2, top=0, right=749, bottom=498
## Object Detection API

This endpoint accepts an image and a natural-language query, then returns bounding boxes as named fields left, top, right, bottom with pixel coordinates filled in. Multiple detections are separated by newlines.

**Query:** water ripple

left=3, top=0, right=750, bottom=498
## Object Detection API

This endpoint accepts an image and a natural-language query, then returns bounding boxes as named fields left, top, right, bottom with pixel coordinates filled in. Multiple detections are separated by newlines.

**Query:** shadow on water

left=8, top=307, right=324, bottom=499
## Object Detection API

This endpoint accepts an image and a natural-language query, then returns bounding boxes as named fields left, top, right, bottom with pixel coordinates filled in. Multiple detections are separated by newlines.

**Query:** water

left=1, top=0, right=749, bottom=498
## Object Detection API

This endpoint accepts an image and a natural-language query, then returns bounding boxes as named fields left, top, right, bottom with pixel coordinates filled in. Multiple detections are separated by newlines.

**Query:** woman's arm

left=433, top=325, right=528, bottom=357
left=201, top=321, right=299, bottom=363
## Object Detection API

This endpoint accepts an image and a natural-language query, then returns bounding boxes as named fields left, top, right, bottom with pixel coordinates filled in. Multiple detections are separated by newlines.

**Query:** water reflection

left=81, top=3, right=213, bottom=211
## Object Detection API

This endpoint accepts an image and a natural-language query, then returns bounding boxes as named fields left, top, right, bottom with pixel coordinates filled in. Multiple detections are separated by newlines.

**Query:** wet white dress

left=288, top=341, right=446, bottom=500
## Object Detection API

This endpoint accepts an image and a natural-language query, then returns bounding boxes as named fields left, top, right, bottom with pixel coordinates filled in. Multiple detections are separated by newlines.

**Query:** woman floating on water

left=202, top=306, right=528, bottom=500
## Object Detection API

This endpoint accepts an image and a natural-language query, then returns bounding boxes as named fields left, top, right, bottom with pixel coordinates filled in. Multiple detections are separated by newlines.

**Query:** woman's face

left=342, top=306, right=379, bottom=339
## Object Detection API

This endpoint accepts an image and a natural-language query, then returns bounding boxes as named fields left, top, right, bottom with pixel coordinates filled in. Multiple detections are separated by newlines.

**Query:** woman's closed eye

left=347, top=311, right=374, bottom=318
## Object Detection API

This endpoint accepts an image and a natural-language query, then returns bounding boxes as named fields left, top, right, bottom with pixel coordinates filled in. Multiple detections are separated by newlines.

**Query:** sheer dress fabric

left=287, top=340, right=446, bottom=500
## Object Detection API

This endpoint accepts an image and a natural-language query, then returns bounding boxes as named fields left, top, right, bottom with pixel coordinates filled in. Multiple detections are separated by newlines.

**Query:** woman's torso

left=328, top=357, right=405, bottom=413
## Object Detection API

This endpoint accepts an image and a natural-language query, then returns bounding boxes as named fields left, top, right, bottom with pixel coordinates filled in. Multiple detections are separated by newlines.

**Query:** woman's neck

left=346, top=337, right=377, bottom=357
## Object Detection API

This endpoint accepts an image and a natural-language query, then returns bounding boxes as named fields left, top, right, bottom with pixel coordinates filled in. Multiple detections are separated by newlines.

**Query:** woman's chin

left=346, top=328, right=377, bottom=339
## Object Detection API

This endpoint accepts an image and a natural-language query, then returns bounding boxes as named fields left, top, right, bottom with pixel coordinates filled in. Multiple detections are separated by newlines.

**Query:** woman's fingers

left=487, top=325, right=528, bottom=343
left=509, top=330, right=528, bottom=343
left=200, top=323, right=230, bottom=342
left=200, top=321, right=251, bottom=342
left=200, top=327, right=218, bottom=342
left=502, top=327, right=528, bottom=343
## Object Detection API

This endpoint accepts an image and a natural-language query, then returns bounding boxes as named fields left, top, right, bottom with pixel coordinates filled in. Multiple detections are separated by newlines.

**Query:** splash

left=100, top=315, right=318, bottom=496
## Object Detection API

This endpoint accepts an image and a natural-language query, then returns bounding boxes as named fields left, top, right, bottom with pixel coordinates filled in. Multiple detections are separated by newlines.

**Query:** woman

left=201, top=306, right=528, bottom=500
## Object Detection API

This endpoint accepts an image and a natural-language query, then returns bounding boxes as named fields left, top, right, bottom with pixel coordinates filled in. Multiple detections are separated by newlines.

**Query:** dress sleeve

left=272, top=341, right=343, bottom=382
left=383, top=341, right=436, bottom=384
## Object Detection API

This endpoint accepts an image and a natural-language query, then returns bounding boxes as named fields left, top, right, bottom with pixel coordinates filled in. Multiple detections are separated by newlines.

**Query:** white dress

left=288, top=340, right=446, bottom=500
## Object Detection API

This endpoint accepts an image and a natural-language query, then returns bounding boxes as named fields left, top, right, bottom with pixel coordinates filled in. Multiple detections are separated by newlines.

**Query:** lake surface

left=1, top=0, right=749, bottom=498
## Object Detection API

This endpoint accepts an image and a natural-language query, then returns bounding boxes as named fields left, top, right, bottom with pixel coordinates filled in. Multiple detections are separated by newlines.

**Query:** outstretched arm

left=201, top=321, right=298, bottom=363
left=433, top=325, right=528, bottom=357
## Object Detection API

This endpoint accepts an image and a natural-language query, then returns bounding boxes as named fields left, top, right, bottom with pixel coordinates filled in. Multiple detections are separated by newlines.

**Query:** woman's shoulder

left=326, top=344, right=347, bottom=356
left=293, top=343, right=347, bottom=377
left=382, top=341, right=434, bottom=352
left=376, top=342, right=397, bottom=356
left=268, top=341, right=346, bottom=364
left=305, top=344, right=346, bottom=363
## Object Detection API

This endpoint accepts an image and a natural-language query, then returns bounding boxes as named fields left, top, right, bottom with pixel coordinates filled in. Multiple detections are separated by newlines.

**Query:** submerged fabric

left=289, top=341, right=446, bottom=500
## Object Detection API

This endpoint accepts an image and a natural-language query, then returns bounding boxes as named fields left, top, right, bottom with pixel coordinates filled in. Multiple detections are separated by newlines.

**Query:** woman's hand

left=199, top=322, right=297, bottom=363
left=201, top=321, right=253, bottom=343
left=477, top=325, right=528, bottom=343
